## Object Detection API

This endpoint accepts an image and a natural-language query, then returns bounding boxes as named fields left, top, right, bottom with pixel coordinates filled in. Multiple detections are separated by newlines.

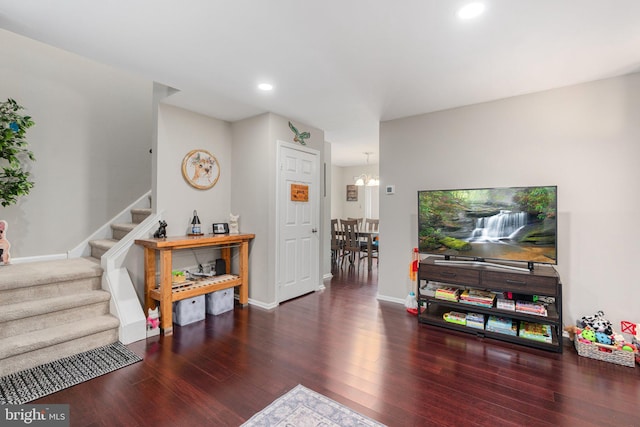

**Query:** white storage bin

left=173, top=295, right=205, bottom=326
left=206, top=289, right=234, bottom=315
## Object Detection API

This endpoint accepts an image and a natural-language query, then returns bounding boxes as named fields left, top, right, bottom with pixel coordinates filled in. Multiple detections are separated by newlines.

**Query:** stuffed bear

left=0, top=220, right=11, bottom=265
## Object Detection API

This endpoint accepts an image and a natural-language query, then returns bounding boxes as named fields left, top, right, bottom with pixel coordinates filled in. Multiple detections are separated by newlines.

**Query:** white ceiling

left=1, top=1, right=639, bottom=166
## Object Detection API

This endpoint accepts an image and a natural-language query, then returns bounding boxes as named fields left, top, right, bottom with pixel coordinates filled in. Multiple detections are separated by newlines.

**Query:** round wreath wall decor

left=181, top=149, right=220, bottom=190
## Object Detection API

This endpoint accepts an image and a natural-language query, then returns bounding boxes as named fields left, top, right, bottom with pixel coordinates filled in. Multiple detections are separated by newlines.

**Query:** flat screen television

left=417, top=186, right=557, bottom=270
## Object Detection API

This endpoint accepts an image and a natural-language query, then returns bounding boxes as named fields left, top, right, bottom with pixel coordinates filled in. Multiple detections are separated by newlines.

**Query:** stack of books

left=443, top=311, right=467, bottom=326
left=459, top=289, right=496, bottom=308
left=466, top=312, right=485, bottom=330
left=420, top=281, right=443, bottom=297
left=515, top=300, right=548, bottom=317
left=519, top=321, right=552, bottom=343
left=496, top=296, right=515, bottom=311
left=486, top=315, right=517, bottom=336
left=434, top=286, right=461, bottom=302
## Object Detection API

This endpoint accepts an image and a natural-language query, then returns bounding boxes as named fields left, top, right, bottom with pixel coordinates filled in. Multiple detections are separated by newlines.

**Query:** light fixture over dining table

left=354, top=152, right=379, bottom=186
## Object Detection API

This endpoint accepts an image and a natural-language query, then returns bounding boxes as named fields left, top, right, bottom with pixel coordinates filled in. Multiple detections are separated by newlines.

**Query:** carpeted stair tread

left=0, top=291, right=110, bottom=323
left=0, top=314, right=120, bottom=360
left=111, top=223, right=137, bottom=232
left=89, top=239, right=119, bottom=249
left=130, top=208, right=152, bottom=215
left=0, top=257, right=102, bottom=292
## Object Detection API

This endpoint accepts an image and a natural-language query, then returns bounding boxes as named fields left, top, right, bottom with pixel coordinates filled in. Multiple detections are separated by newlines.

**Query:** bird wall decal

left=288, top=121, right=310, bottom=145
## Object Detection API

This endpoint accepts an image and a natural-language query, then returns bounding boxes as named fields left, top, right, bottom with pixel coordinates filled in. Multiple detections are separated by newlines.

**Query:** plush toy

left=581, top=311, right=613, bottom=336
left=146, top=307, right=160, bottom=330
left=564, top=325, right=580, bottom=341
left=0, top=220, right=11, bottom=265
left=581, top=329, right=596, bottom=342
left=595, top=332, right=612, bottom=345
left=153, top=220, right=168, bottom=238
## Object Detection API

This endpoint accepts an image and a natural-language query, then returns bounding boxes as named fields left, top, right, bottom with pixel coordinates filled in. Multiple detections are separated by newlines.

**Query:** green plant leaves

left=0, top=98, right=36, bottom=207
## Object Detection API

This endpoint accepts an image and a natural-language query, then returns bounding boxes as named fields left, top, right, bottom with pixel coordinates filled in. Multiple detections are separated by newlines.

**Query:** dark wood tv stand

left=418, top=257, right=563, bottom=352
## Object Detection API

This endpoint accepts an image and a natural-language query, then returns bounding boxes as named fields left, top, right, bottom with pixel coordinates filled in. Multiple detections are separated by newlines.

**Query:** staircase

left=88, top=208, right=152, bottom=259
left=0, top=206, right=151, bottom=377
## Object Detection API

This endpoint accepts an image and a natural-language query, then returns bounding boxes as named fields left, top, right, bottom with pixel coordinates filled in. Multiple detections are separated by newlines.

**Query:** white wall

left=231, top=113, right=326, bottom=306
left=0, top=29, right=153, bottom=257
left=379, top=72, right=640, bottom=329
left=323, top=142, right=332, bottom=277
left=153, top=103, right=232, bottom=272
left=331, top=163, right=379, bottom=220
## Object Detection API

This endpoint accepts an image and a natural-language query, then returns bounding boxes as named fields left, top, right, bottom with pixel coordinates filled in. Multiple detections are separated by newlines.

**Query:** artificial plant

left=0, top=98, right=35, bottom=207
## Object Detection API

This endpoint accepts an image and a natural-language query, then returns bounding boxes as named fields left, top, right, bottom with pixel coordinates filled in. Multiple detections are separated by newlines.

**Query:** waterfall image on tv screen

left=417, top=186, right=557, bottom=265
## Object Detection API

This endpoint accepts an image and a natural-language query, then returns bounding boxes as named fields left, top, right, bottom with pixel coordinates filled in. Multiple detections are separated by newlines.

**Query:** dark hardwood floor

left=36, top=264, right=639, bottom=426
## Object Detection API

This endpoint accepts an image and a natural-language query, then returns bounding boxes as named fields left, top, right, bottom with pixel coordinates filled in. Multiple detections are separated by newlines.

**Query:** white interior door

left=277, top=143, right=319, bottom=303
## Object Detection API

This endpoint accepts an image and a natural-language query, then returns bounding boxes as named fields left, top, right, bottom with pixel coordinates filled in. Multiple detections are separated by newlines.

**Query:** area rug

left=242, top=384, right=386, bottom=427
left=0, top=341, right=142, bottom=405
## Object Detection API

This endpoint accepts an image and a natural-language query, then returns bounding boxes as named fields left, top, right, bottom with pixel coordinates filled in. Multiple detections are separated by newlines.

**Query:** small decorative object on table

left=229, top=213, right=239, bottom=234
left=171, top=270, right=186, bottom=283
left=189, top=210, right=203, bottom=236
left=153, top=220, right=167, bottom=238
left=213, top=223, right=229, bottom=234
left=0, top=220, right=11, bottom=265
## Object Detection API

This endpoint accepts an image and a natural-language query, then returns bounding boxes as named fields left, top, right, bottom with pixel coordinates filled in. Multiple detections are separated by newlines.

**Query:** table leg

left=221, top=246, right=231, bottom=274
left=143, top=247, right=156, bottom=313
left=159, top=249, right=173, bottom=335
left=368, top=234, right=373, bottom=271
left=239, top=240, right=249, bottom=305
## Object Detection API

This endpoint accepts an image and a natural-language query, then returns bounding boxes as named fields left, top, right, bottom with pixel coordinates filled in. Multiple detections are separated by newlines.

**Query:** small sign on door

left=291, top=184, right=309, bottom=202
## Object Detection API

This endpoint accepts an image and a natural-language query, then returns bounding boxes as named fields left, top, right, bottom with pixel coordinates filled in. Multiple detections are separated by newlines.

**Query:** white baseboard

left=376, top=294, right=405, bottom=305
left=248, top=298, right=278, bottom=310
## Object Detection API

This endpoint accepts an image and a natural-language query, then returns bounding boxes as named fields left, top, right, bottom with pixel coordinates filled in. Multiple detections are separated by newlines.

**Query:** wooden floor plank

left=33, top=264, right=639, bottom=426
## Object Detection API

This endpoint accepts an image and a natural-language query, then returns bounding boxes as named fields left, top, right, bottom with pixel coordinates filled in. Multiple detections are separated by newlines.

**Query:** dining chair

left=330, top=219, right=344, bottom=266
left=364, top=218, right=379, bottom=232
left=347, top=217, right=364, bottom=230
left=340, top=219, right=361, bottom=270
left=360, top=218, right=379, bottom=266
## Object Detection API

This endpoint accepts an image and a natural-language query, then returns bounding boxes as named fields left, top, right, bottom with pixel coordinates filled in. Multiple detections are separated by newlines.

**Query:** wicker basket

left=574, top=339, right=636, bottom=368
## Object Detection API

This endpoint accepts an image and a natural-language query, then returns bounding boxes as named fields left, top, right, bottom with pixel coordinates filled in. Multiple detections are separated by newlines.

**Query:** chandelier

left=354, top=152, right=379, bottom=186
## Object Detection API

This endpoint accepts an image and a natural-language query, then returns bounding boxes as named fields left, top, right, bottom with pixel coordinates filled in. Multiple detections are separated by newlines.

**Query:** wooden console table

left=135, top=233, right=255, bottom=335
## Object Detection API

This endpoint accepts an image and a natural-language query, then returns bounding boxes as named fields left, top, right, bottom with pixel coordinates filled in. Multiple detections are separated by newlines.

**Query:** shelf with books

left=418, top=257, right=563, bottom=353
left=418, top=295, right=560, bottom=323
left=418, top=304, right=561, bottom=351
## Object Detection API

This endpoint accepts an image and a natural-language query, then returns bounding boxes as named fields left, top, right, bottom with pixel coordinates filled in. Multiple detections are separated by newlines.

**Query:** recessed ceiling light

left=458, top=2, right=485, bottom=20
left=258, top=83, right=273, bottom=91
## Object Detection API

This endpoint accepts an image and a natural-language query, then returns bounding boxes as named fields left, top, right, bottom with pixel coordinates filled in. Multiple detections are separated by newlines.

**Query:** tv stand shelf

left=418, top=257, right=563, bottom=353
